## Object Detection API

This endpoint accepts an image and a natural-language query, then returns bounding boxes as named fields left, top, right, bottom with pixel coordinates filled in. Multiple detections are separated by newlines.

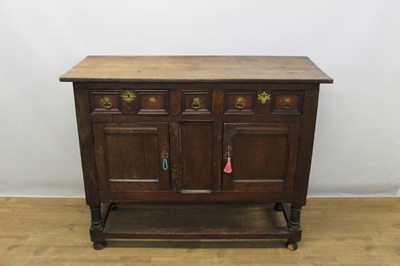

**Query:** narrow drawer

left=224, top=92, right=255, bottom=114
left=137, top=90, right=169, bottom=114
left=272, top=92, right=303, bottom=114
left=182, top=91, right=211, bottom=114
left=90, top=90, right=169, bottom=115
left=90, top=91, right=122, bottom=114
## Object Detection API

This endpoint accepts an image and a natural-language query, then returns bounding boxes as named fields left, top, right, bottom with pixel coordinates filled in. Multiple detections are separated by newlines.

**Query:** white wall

left=1, top=0, right=399, bottom=197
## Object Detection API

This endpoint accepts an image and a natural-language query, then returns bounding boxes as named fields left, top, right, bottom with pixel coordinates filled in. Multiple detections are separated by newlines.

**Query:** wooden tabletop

left=59, top=56, right=333, bottom=83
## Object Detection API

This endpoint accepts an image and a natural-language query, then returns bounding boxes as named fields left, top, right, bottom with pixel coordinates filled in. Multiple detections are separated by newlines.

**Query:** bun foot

left=93, top=240, right=107, bottom=250
left=286, top=241, right=298, bottom=251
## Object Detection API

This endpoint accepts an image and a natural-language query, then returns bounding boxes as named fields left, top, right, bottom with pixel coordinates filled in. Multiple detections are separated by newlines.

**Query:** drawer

left=224, top=90, right=304, bottom=115
left=137, top=90, right=169, bottom=114
left=90, top=91, right=122, bottom=114
left=182, top=91, right=211, bottom=114
left=272, top=92, right=303, bottom=114
left=90, top=90, right=169, bottom=115
left=224, top=92, right=255, bottom=114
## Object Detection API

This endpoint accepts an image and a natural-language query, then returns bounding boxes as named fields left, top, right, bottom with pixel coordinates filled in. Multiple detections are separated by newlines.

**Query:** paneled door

left=93, top=123, right=170, bottom=191
left=177, top=121, right=220, bottom=192
left=222, top=123, right=300, bottom=192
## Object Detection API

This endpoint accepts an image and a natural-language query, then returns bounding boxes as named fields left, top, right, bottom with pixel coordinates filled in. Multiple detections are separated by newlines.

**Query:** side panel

left=73, top=83, right=99, bottom=206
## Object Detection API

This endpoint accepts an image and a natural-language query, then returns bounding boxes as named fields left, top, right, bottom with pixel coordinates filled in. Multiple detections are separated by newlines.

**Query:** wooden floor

left=0, top=197, right=399, bottom=266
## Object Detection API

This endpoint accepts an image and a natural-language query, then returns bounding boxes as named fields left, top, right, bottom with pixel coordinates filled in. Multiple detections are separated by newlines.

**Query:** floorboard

left=0, top=197, right=399, bottom=265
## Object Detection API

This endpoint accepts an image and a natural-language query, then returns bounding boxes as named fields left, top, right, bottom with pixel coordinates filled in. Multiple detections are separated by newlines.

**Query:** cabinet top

left=59, top=56, right=333, bottom=83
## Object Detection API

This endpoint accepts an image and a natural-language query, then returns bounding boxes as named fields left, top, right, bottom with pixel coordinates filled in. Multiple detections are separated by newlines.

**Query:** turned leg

left=90, top=205, right=106, bottom=250
left=286, top=205, right=302, bottom=251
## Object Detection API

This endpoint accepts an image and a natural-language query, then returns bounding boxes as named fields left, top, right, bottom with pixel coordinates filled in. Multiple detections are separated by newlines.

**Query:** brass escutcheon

left=101, top=97, right=112, bottom=109
left=235, top=97, right=245, bottom=109
left=283, top=97, right=292, bottom=109
left=191, top=96, right=201, bottom=109
left=121, top=90, right=136, bottom=103
left=257, top=91, right=271, bottom=104
left=161, top=150, right=169, bottom=159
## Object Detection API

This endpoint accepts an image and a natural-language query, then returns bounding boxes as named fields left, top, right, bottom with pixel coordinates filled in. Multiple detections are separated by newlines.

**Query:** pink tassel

left=224, top=145, right=233, bottom=173
left=224, top=157, right=232, bottom=173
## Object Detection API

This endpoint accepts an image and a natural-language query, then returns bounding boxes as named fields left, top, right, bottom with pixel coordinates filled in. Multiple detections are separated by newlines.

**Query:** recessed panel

left=93, top=123, right=170, bottom=191
left=224, top=92, right=255, bottom=114
left=222, top=123, right=300, bottom=192
left=182, top=91, right=211, bottom=114
left=181, top=122, right=213, bottom=190
left=137, top=90, right=168, bottom=114
left=90, top=91, right=122, bottom=114
left=272, top=92, right=303, bottom=114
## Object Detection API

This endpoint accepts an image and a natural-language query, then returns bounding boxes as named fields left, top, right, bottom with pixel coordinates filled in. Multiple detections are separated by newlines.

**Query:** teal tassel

left=162, top=158, right=169, bottom=171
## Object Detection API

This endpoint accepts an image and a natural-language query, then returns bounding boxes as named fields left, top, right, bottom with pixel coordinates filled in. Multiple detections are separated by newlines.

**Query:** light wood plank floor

left=0, top=197, right=399, bottom=266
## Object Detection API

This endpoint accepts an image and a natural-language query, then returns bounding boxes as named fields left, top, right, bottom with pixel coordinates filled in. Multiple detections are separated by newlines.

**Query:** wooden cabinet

left=60, top=56, right=333, bottom=250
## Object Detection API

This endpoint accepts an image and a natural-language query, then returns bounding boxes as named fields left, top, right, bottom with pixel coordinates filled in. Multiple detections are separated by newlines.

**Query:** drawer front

left=137, top=90, right=168, bottom=114
left=224, top=92, right=255, bottom=114
left=90, top=89, right=169, bottom=115
left=182, top=91, right=212, bottom=114
left=272, top=92, right=303, bottom=114
left=224, top=90, right=304, bottom=115
left=90, top=91, right=122, bottom=114
left=89, top=88, right=304, bottom=116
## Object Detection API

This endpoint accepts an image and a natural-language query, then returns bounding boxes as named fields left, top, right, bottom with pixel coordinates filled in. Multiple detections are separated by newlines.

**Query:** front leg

left=286, top=205, right=302, bottom=251
left=89, top=205, right=106, bottom=250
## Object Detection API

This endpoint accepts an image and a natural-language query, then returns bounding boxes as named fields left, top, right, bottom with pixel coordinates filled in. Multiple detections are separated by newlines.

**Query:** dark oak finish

left=60, top=56, right=332, bottom=250
left=93, top=123, right=170, bottom=191
left=103, top=203, right=288, bottom=239
left=222, top=123, right=299, bottom=192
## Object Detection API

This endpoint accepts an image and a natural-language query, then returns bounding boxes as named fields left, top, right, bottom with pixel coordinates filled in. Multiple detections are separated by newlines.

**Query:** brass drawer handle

left=283, top=98, right=292, bottom=109
left=101, top=97, right=112, bottom=109
left=121, top=90, right=136, bottom=103
left=191, top=96, right=201, bottom=109
left=235, top=97, right=245, bottom=109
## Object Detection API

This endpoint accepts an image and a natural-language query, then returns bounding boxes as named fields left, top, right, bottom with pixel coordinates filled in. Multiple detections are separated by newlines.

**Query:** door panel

left=222, top=123, right=300, bottom=192
left=93, top=123, right=170, bottom=191
left=180, top=122, right=214, bottom=191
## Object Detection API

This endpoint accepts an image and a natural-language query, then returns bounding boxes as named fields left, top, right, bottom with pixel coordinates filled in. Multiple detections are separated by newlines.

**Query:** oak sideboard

left=60, top=56, right=333, bottom=250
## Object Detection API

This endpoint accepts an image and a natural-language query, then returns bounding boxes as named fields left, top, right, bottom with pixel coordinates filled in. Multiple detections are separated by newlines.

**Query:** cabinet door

left=175, top=122, right=220, bottom=192
left=93, top=123, right=170, bottom=191
left=222, top=123, right=300, bottom=192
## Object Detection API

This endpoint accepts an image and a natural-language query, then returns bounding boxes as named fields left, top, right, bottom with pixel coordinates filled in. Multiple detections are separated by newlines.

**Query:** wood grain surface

left=59, top=56, right=333, bottom=83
